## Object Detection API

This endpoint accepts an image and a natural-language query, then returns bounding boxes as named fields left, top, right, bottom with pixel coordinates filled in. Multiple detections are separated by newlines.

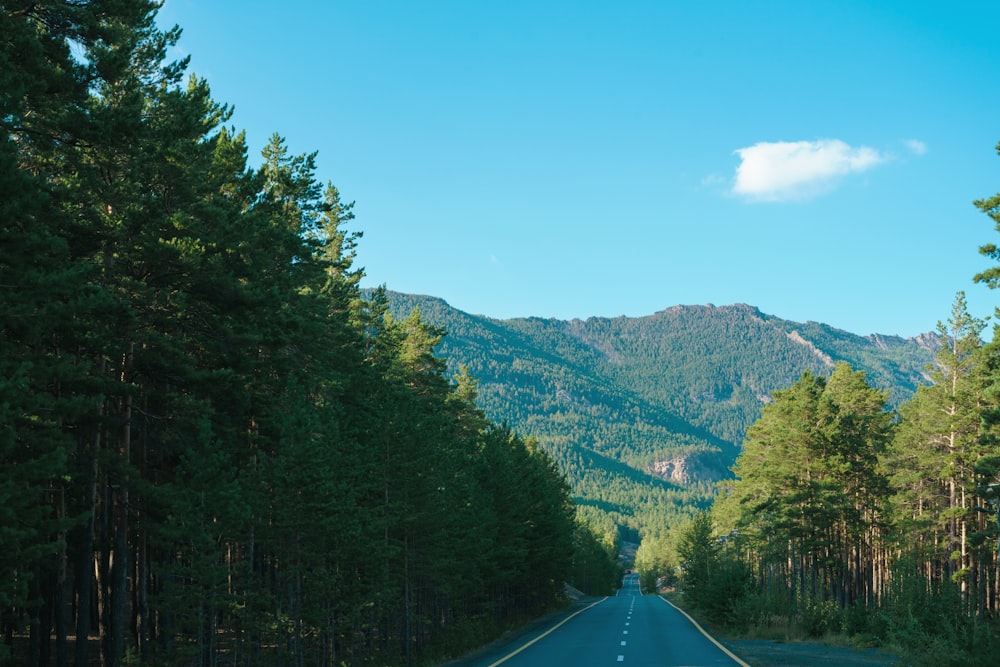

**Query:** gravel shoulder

left=723, top=639, right=902, bottom=666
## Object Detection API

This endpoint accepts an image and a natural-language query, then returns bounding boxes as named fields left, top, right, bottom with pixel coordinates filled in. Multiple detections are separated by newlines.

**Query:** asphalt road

left=467, top=574, right=748, bottom=667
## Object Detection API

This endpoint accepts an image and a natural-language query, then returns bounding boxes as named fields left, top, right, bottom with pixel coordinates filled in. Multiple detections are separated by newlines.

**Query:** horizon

left=372, top=286, right=955, bottom=340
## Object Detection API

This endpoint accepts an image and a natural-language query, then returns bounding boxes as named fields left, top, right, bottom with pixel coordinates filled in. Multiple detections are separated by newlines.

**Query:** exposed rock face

left=786, top=330, right=835, bottom=368
left=911, top=331, right=940, bottom=352
left=647, top=454, right=728, bottom=485
left=866, top=331, right=941, bottom=353
left=372, top=289, right=938, bottom=526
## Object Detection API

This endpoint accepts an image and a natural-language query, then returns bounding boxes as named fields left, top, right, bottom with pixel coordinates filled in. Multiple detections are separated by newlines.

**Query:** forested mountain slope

left=375, top=290, right=937, bottom=535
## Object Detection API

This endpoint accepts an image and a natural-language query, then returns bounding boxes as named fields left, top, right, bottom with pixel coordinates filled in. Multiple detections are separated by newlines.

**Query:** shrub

left=699, top=559, right=754, bottom=626
left=800, top=599, right=839, bottom=638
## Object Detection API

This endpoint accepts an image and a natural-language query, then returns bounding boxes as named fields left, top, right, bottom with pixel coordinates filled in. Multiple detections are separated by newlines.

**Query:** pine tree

left=971, top=142, right=1000, bottom=613
left=676, top=512, right=721, bottom=612
left=886, top=293, right=988, bottom=596
left=2, top=3, right=587, bottom=662
left=727, top=365, right=891, bottom=611
left=1, top=3, right=123, bottom=661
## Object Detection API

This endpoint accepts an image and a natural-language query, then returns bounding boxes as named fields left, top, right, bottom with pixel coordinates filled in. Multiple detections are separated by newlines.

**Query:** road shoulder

left=722, top=639, right=900, bottom=667
left=440, top=592, right=604, bottom=667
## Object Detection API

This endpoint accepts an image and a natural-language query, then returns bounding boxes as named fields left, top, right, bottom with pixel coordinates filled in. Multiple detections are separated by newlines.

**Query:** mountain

left=372, top=290, right=937, bottom=537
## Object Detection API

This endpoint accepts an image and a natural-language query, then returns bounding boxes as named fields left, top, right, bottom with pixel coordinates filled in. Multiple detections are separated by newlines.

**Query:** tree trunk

left=28, top=571, right=42, bottom=667
left=56, top=484, right=70, bottom=667
left=75, top=359, right=105, bottom=667
left=109, top=345, right=134, bottom=666
left=74, top=430, right=99, bottom=667
left=136, top=527, right=149, bottom=663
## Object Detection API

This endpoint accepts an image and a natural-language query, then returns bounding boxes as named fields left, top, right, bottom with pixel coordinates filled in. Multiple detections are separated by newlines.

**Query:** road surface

left=466, top=574, right=748, bottom=666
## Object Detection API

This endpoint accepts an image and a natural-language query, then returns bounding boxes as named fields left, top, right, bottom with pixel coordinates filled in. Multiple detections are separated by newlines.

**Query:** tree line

left=1, top=3, right=620, bottom=665
left=374, top=283, right=935, bottom=542
left=643, top=285, right=1000, bottom=664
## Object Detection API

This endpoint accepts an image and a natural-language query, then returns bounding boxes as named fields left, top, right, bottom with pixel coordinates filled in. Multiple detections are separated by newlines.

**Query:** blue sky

left=158, top=1, right=1000, bottom=338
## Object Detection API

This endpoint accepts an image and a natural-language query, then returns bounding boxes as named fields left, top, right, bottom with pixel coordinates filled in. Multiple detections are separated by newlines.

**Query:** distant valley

left=375, top=290, right=938, bottom=537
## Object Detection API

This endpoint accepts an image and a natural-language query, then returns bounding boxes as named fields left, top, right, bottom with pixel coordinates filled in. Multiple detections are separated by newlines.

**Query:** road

left=466, top=574, right=749, bottom=666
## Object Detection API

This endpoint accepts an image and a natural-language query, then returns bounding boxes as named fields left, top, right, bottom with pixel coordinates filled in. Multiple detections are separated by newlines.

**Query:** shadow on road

left=440, top=587, right=605, bottom=667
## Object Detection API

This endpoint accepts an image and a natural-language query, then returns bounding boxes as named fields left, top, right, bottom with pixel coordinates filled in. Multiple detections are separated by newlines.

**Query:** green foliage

left=570, top=520, right=623, bottom=596
left=720, top=363, right=893, bottom=622
left=878, top=557, right=998, bottom=666
left=670, top=514, right=749, bottom=627
left=699, top=293, right=1000, bottom=663
left=675, top=513, right=719, bottom=607
left=1, top=4, right=579, bottom=664
left=799, top=598, right=841, bottom=638
left=635, top=530, right=677, bottom=593
left=374, top=291, right=935, bottom=536
left=973, top=141, right=1000, bottom=291
left=6, top=3, right=996, bottom=663
left=670, top=148, right=1000, bottom=665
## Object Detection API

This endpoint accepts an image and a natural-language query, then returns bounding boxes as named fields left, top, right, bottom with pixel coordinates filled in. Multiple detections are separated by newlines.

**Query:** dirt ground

left=723, top=639, right=902, bottom=666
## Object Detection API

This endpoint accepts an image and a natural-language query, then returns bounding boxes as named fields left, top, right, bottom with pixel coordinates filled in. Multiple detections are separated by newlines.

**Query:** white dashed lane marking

left=617, top=576, right=641, bottom=663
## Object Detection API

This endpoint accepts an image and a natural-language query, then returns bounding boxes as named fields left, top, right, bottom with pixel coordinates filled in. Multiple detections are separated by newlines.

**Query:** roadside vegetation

left=8, top=3, right=1000, bottom=666
left=639, top=284, right=1000, bottom=665
left=1, top=3, right=621, bottom=665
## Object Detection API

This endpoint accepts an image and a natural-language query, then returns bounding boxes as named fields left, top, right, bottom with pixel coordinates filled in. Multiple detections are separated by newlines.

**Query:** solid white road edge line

left=485, top=597, right=609, bottom=667
left=657, top=596, right=752, bottom=667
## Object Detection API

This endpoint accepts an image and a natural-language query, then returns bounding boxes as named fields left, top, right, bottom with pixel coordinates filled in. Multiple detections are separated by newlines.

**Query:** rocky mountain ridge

left=373, top=290, right=938, bottom=534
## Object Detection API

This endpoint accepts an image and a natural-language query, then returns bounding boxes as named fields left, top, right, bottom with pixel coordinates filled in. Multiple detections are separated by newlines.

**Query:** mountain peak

left=373, top=290, right=937, bottom=535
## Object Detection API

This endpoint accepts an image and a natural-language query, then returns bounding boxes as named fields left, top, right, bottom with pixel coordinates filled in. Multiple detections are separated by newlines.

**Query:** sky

left=157, top=1, right=1000, bottom=338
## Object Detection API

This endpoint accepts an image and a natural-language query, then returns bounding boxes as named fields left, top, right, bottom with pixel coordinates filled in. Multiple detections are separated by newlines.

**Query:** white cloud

left=904, top=139, right=928, bottom=156
left=732, top=139, right=888, bottom=202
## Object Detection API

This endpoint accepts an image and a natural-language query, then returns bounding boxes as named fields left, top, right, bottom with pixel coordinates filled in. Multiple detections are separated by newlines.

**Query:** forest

left=8, top=2, right=1000, bottom=667
left=396, top=270, right=1000, bottom=664
left=639, top=290, right=1000, bottom=665
left=376, top=289, right=936, bottom=541
left=1, top=3, right=622, bottom=665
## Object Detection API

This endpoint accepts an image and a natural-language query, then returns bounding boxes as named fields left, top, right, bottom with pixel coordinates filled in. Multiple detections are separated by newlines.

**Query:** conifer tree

left=1, top=3, right=125, bottom=661
left=726, top=364, right=891, bottom=610
left=886, top=293, right=988, bottom=591
left=2, top=3, right=584, bottom=663
left=676, top=512, right=720, bottom=612
left=972, top=142, right=1000, bottom=609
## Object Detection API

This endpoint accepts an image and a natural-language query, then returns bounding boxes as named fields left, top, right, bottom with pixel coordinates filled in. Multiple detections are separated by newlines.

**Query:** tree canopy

left=0, top=4, right=613, bottom=665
